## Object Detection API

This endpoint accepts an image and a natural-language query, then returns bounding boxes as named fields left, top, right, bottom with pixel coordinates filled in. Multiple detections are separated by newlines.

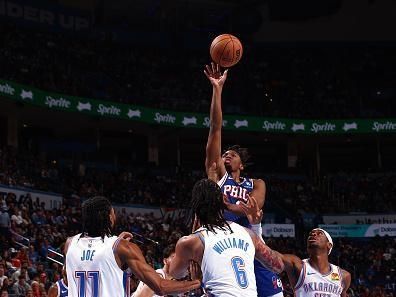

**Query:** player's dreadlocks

left=225, top=145, right=251, bottom=167
left=191, top=179, right=231, bottom=234
left=81, top=196, right=113, bottom=240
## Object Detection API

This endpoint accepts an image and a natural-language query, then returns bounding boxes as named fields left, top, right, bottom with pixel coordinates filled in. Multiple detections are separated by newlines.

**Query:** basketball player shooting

left=203, top=62, right=284, bottom=297
left=169, top=179, right=284, bottom=297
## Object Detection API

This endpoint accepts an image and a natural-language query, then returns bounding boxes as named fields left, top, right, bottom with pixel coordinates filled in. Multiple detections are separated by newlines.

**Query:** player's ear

left=327, top=242, right=332, bottom=253
left=239, top=163, right=244, bottom=171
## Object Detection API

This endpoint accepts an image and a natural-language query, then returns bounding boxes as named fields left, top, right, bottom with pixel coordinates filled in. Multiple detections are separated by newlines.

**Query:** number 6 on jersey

left=231, top=256, right=248, bottom=288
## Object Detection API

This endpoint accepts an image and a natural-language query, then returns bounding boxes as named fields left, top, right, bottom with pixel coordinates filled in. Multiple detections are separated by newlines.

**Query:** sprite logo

left=154, top=112, right=176, bottom=124
left=203, top=117, right=228, bottom=128
left=45, top=96, right=71, bottom=109
left=262, top=120, right=286, bottom=131
left=182, top=116, right=197, bottom=126
left=311, top=122, right=336, bottom=133
left=372, top=121, right=396, bottom=132
left=0, top=83, right=15, bottom=96
left=97, top=104, right=121, bottom=116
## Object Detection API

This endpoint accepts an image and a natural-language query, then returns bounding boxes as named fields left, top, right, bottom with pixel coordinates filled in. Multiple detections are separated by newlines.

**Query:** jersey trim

left=60, top=279, right=67, bottom=289
left=55, top=281, right=60, bottom=297
left=217, top=172, right=228, bottom=188
left=321, top=264, right=333, bottom=277
left=294, top=261, right=306, bottom=290
left=112, top=237, right=122, bottom=252
left=123, top=270, right=131, bottom=297
left=195, top=231, right=205, bottom=246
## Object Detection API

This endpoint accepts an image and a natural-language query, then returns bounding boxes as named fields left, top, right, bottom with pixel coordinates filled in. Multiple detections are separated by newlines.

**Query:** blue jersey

left=218, top=172, right=284, bottom=297
left=56, top=279, right=68, bottom=297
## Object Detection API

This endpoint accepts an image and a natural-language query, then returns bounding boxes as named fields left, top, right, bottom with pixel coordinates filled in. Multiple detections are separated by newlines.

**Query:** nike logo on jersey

left=307, top=272, right=316, bottom=275
left=61, top=290, right=67, bottom=293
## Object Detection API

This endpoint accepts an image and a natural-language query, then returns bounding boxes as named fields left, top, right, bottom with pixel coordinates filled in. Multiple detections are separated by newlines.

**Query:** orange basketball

left=210, top=34, right=243, bottom=68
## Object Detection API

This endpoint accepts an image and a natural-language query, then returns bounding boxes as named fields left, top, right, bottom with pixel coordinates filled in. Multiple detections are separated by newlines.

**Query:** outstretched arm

left=204, top=63, right=228, bottom=179
left=117, top=240, right=200, bottom=296
left=242, top=196, right=304, bottom=287
left=169, top=235, right=202, bottom=279
left=247, top=228, right=303, bottom=286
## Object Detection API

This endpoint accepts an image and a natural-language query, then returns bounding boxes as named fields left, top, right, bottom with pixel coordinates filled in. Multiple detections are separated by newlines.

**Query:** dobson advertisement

left=319, top=224, right=396, bottom=237
left=262, top=224, right=295, bottom=237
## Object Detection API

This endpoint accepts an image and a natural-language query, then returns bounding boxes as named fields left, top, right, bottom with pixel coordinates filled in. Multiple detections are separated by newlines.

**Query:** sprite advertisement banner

left=1, top=79, right=396, bottom=134
left=319, top=224, right=396, bottom=237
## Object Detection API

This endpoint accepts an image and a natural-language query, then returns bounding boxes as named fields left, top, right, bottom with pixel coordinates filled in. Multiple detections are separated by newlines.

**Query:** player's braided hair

left=81, top=196, right=112, bottom=240
left=225, top=145, right=251, bottom=167
left=191, top=179, right=231, bottom=234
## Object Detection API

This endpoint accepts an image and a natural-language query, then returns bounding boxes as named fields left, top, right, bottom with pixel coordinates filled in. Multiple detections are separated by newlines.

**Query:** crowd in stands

left=1, top=23, right=396, bottom=119
left=0, top=146, right=200, bottom=208
left=1, top=10, right=396, bottom=297
left=1, top=146, right=396, bottom=215
left=0, top=189, right=395, bottom=296
left=326, top=172, right=396, bottom=214
left=267, top=172, right=396, bottom=219
left=0, top=144, right=395, bottom=296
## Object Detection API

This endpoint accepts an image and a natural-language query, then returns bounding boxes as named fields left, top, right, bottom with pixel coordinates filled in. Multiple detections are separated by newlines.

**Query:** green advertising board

left=1, top=79, right=396, bottom=134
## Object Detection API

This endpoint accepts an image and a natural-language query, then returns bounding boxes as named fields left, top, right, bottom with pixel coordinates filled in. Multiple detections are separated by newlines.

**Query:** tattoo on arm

left=255, top=239, right=284, bottom=274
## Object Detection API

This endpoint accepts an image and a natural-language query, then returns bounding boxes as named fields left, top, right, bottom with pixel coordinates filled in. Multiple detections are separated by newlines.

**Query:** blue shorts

left=254, top=260, right=283, bottom=297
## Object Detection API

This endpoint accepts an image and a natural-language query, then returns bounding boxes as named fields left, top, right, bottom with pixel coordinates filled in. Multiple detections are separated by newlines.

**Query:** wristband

left=250, top=223, right=265, bottom=243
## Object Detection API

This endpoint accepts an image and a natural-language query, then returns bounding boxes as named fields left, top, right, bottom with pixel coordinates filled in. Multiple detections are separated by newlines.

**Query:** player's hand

left=118, top=231, right=133, bottom=241
left=204, top=62, right=228, bottom=89
left=223, top=194, right=245, bottom=214
left=223, top=193, right=232, bottom=209
left=240, top=194, right=263, bottom=225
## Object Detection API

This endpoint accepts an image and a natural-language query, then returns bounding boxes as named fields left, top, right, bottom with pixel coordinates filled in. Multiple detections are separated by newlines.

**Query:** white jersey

left=66, top=234, right=130, bottom=297
left=198, top=222, right=257, bottom=297
left=131, top=268, right=165, bottom=297
left=294, top=259, right=344, bottom=297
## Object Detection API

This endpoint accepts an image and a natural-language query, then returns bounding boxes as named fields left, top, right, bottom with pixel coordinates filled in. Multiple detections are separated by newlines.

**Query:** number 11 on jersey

left=75, top=271, right=100, bottom=297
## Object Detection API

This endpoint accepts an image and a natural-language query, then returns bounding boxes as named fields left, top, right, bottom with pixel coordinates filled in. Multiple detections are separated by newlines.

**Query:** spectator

left=11, top=275, right=31, bottom=297
left=0, top=265, right=7, bottom=288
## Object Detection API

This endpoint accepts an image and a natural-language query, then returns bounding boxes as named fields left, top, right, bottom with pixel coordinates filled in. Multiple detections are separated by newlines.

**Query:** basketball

left=210, top=34, right=243, bottom=68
